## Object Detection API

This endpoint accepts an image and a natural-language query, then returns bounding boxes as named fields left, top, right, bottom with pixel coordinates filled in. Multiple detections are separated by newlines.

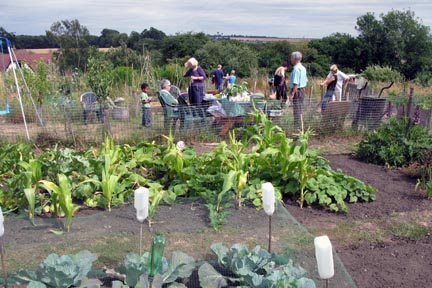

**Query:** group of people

left=140, top=57, right=216, bottom=127
left=271, top=52, right=350, bottom=126
left=212, top=64, right=237, bottom=91
left=271, top=51, right=308, bottom=127
left=140, top=51, right=348, bottom=130
left=140, top=57, right=238, bottom=127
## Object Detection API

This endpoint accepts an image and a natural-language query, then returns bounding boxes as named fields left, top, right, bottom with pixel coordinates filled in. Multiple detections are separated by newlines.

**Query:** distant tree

left=255, top=41, right=294, bottom=75
left=98, top=29, right=128, bottom=47
left=105, top=42, right=141, bottom=68
left=308, top=33, right=363, bottom=73
left=14, top=35, right=52, bottom=49
left=141, top=27, right=166, bottom=40
left=161, top=32, right=209, bottom=61
left=46, top=19, right=91, bottom=72
left=356, top=10, right=432, bottom=79
left=0, top=27, right=16, bottom=43
left=127, top=31, right=141, bottom=49
left=195, top=40, right=258, bottom=78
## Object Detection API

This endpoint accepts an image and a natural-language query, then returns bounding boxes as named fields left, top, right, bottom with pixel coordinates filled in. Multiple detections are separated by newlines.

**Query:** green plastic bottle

left=147, top=235, right=166, bottom=278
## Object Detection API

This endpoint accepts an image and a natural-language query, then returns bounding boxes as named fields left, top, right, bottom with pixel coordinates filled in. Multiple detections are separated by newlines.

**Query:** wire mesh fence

left=0, top=91, right=431, bottom=144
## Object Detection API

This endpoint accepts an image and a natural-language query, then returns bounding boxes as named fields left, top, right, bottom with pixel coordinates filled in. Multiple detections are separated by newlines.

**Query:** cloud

left=0, top=0, right=431, bottom=38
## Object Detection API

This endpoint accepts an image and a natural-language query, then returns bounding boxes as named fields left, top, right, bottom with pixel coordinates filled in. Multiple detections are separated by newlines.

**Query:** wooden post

left=406, top=88, right=414, bottom=118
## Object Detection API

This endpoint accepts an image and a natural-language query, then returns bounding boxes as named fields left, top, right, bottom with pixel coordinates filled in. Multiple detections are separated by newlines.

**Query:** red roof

left=0, top=49, right=53, bottom=72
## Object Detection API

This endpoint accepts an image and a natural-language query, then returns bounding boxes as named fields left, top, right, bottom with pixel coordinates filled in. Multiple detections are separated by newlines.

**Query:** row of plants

left=356, top=117, right=432, bottom=197
left=0, top=110, right=376, bottom=231
left=7, top=240, right=316, bottom=288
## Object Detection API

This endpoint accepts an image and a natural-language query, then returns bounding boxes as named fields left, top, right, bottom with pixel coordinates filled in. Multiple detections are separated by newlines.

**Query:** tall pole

left=268, top=216, right=272, bottom=253
left=8, top=47, right=30, bottom=140
left=139, top=223, right=143, bottom=255
left=0, top=239, right=7, bottom=288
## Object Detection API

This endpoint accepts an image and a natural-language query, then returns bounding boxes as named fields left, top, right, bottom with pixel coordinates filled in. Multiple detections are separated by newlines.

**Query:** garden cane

left=262, top=182, right=275, bottom=253
left=0, top=207, right=7, bottom=288
left=134, top=187, right=149, bottom=255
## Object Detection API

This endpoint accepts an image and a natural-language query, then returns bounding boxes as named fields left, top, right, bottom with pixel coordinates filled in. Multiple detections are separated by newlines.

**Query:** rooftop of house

left=1, top=49, right=53, bottom=72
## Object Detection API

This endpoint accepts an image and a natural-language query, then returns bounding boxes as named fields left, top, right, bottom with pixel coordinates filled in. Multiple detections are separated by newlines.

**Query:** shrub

left=355, top=117, right=432, bottom=167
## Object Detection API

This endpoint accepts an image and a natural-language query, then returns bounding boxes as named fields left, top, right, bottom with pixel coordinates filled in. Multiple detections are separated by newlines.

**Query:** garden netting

left=1, top=91, right=430, bottom=144
left=4, top=200, right=357, bottom=287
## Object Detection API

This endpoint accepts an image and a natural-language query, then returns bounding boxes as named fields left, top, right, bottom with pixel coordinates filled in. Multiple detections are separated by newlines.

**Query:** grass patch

left=388, top=223, right=430, bottom=241
left=309, top=219, right=386, bottom=246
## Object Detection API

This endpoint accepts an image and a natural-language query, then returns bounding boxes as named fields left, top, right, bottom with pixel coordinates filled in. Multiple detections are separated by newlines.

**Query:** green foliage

left=356, top=117, right=432, bottom=167
left=0, top=116, right=375, bottom=231
left=161, top=32, right=209, bottom=61
left=153, top=61, right=189, bottom=92
left=199, top=243, right=316, bottom=288
left=416, top=150, right=432, bottom=198
left=86, top=52, right=114, bottom=102
left=13, top=250, right=98, bottom=288
left=389, top=223, right=430, bottom=241
left=255, top=41, right=294, bottom=75
left=24, top=60, right=53, bottom=105
left=195, top=40, right=259, bottom=78
left=361, top=65, right=402, bottom=83
left=356, top=10, right=432, bottom=79
left=413, top=71, right=432, bottom=87
left=223, top=82, right=249, bottom=98
left=308, top=33, right=363, bottom=74
left=115, top=248, right=194, bottom=287
left=40, top=174, right=80, bottom=232
left=46, top=19, right=90, bottom=72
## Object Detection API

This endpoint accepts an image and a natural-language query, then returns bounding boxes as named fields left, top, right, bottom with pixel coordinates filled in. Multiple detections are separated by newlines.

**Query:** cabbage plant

left=199, top=243, right=316, bottom=288
left=13, top=250, right=98, bottom=288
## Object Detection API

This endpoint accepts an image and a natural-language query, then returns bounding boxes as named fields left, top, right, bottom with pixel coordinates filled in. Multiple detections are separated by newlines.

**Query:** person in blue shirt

left=289, top=51, right=308, bottom=129
left=227, top=70, right=236, bottom=87
left=212, top=64, right=225, bottom=92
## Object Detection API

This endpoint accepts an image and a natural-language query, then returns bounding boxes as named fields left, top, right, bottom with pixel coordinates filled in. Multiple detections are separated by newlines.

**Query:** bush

left=355, top=117, right=432, bottom=167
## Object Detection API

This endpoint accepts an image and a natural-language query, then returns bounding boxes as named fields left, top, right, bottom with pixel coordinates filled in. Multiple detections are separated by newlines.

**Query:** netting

left=1, top=92, right=430, bottom=144
left=3, top=201, right=356, bottom=287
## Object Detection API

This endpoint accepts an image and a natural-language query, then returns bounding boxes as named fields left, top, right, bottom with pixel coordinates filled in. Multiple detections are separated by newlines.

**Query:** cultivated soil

left=2, top=152, right=432, bottom=287
left=289, top=154, right=432, bottom=288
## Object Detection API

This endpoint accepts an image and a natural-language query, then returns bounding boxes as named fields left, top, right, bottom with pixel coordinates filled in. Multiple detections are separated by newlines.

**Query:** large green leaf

left=198, top=263, right=228, bottom=288
left=162, top=251, right=195, bottom=283
left=24, top=187, right=36, bottom=224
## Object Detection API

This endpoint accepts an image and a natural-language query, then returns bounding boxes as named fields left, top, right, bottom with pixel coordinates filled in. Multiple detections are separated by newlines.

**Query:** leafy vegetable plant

left=114, top=247, right=195, bottom=287
left=40, top=174, right=80, bottom=232
left=13, top=250, right=99, bottom=288
left=199, top=243, right=316, bottom=288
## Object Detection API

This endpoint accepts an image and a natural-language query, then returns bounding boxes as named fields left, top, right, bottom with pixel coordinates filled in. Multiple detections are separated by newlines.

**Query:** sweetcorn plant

left=40, top=174, right=80, bottom=232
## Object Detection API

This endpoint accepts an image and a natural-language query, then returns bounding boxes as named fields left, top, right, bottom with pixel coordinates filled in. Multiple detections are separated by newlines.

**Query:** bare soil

left=288, top=154, right=432, bottom=288
left=3, top=153, right=431, bottom=287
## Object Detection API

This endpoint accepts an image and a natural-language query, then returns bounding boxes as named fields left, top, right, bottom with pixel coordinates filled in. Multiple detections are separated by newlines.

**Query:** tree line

left=1, top=9, right=431, bottom=81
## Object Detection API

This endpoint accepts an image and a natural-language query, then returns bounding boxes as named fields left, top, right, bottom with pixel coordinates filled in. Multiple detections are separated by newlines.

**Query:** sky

left=1, top=0, right=431, bottom=38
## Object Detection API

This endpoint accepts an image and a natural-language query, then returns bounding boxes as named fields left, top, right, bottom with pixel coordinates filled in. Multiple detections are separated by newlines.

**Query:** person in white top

left=325, top=64, right=350, bottom=101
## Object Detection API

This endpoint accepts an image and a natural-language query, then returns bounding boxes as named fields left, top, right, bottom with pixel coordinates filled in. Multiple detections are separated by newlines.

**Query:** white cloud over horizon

left=1, top=0, right=431, bottom=38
